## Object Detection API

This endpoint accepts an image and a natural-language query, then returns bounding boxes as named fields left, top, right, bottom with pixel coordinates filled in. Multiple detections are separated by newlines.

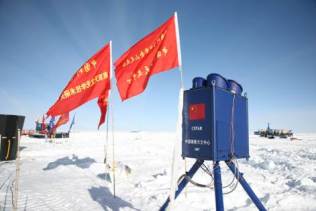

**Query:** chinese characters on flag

left=47, top=42, right=112, bottom=129
left=115, top=13, right=181, bottom=100
left=46, top=13, right=182, bottom=130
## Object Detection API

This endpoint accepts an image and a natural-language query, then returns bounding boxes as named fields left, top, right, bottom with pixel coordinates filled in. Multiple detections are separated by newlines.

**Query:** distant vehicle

left=28, top=116, right=75, bottom=139
left=254, top=123, right=293, bottom=139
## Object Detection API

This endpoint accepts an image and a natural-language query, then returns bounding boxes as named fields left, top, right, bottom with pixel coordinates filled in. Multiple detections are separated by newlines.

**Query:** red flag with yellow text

left=47, top=42, right=111, bottom=127
left=115, top=13, right=181, bottom=101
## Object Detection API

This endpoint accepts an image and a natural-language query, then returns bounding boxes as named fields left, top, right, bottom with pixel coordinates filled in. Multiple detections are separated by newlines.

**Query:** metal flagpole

left=184, top=157, right=187, bottom=198
left=103, top=40, right=116, bottom=197
left=109, top=41, right=116, bottom=198
left=104, top=105, right=109, bottom=164
left=111, top=100, right=116, bottom=198
left=104, top=41, right=111, bottom=170
left=13, top=129, right=21, bottom=211
left=169, top=11, right=184, bottom=210
left=175, top=11, right=184, bottom=89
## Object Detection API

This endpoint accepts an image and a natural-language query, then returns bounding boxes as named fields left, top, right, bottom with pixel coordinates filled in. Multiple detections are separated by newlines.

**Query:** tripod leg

left=213, top=161, right=224, bottom=211
left=226, top=161, right=267, bottom=211
left=160, top=160, right=204, bottom=211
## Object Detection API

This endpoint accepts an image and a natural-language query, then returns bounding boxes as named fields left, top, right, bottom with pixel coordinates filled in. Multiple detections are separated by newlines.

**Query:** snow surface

left=1, top=132, right=316, bottom=210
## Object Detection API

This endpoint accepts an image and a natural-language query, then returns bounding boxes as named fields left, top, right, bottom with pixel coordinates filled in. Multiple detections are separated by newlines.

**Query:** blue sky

left=0, top=0, right=316, bottom=132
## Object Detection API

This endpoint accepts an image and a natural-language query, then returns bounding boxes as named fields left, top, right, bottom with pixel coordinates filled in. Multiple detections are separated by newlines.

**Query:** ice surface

left=0, top=132, right=315, bottom=210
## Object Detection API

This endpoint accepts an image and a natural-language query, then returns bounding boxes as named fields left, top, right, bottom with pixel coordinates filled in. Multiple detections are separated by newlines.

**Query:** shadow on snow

left=97, top=173, right=112, bottom=183
left=88, top=186, right=140, bottom=211
left=43, top=154, right=96, bottom=170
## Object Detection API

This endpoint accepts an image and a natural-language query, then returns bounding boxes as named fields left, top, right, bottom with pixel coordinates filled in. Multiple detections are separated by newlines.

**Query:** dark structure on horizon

left=254, top=123, right=293, bottom=139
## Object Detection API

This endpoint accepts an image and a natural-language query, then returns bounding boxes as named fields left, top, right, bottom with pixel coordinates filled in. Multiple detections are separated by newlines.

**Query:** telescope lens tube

left=206, top=73, right=228, bottom=89
left=227, top=80, right=243, bottom=95
left=192, top=77, right=206, bottom=89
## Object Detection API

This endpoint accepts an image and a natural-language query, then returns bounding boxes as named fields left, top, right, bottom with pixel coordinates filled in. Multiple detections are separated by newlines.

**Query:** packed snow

left=1, top=132, right=316, bottom=210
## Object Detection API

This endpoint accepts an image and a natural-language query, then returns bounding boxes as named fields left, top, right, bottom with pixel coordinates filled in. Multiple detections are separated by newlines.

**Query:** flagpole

left=105, top=106, right=109, bottom=164
left=169, top=11, right=185, bottom=210
left=174, top=11, right=184, bottom=89
left=111, top=100, right=116, bottom=198
left=109, top=41, right=116, bottom=198
left=13, top=129, right=21, bottom=211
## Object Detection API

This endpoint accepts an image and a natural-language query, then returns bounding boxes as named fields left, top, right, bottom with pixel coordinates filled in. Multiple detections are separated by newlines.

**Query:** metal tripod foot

left=226, top=161, right=267, bottom=211
left=160, top=160, right=204, bottom=211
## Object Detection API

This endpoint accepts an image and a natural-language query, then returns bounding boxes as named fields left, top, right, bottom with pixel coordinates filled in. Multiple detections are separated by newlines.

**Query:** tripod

left=160, top=160, right=267, bottom=211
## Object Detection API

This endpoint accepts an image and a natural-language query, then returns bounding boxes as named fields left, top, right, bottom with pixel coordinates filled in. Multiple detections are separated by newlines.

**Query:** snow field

left=0, top=132, right=315, bottom=210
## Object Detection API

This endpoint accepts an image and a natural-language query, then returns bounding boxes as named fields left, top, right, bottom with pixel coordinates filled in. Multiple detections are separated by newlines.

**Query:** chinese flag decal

left=115, top=13, right=181, bottom=101
left=47, top=42, right=111, bottom=128
left=189, top=104, right=205, bottom=120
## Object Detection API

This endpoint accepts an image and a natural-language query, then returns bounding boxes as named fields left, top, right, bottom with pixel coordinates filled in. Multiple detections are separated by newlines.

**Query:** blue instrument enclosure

left=182, top=86, right=249, bottom=161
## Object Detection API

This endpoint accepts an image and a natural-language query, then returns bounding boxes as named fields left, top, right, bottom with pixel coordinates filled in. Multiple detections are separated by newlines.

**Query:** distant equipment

left=254, top=123, right=293, bottom=139
left=29, top=115, right=75, bottom=139
left=160, top=73, right=267, bottom=211
left=0, top=114, right=25, bottom=161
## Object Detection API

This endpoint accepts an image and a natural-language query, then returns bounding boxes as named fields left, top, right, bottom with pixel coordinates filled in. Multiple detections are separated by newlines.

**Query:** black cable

left=223, top=159, right=240, bottom=194
left=201, top=164, right=213, bottom=178
left=229, top=94, right=236, bottom=158
left=177, top=173, right=213, bottom=189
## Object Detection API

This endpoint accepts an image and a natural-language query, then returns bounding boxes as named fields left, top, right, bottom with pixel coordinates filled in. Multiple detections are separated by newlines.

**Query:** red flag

left=189, top=104, right=205, bottom=120
left=97, top=90, right=109, bottom=129
left=47, top=42, right=111, bottom=126
left=115, top=13, right=181, bottom=100
left=52, top=113, right=69, bottom=132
